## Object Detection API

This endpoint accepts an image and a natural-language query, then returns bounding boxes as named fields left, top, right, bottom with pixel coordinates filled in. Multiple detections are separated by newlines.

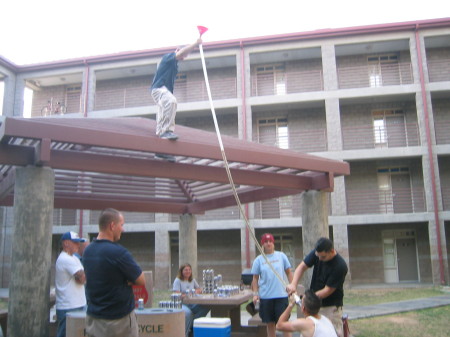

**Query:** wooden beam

left=48, top=150, right=314, bottom=190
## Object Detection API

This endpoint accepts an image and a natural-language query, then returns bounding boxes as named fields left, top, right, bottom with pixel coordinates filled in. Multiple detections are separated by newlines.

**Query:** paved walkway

left=344, top=294, right=450, bottom=319
left=240, top=292, right=450, bottom=336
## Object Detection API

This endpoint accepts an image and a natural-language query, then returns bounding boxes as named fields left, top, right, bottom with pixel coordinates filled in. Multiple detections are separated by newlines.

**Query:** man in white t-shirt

left=55, top=231, right=87, bottom=337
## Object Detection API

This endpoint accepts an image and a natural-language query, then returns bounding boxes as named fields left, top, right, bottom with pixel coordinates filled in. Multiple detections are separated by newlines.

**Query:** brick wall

left=95, top=76, right=152, bottom=110
left=439, top=156, right=450, bottom=210
left=32, top=86, right=72, bottom=116
left=348, top=222, right=431, bottom=283
left=433, top=98, right=450, bottom=144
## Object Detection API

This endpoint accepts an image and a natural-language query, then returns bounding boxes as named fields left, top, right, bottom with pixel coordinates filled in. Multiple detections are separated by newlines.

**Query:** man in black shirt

left=286, top=237, right=348, bottom=337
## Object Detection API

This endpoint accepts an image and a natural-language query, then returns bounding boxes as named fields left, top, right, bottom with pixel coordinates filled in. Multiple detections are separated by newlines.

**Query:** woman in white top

left=172, top=263, right=209, bottom=337
left=276, top=289, right=338, bottom=337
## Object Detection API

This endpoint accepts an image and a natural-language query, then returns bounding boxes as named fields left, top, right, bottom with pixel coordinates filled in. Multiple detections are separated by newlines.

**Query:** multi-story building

left=1, top=18, right=449, bottom=289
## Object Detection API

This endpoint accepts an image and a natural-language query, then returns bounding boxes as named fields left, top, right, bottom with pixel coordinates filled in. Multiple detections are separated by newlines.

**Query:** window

left=368, top=54, right=398, bottom=87
left=255, top=64, right=286, bottom=95
left=377, top=167, right=411, bottom=214
left=372, top=109, right=404, bottom=148
left=258, top=118, right=289, bottom=149
left=258, top=118, right=292, bottom=217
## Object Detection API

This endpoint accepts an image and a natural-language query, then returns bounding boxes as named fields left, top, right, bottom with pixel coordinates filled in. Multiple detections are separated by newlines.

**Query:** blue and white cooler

left=193, top=317, right=231, bottom=337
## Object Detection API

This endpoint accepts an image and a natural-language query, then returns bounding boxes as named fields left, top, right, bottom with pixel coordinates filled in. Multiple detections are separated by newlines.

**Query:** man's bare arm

left=74, top=270, right=86, bottom=284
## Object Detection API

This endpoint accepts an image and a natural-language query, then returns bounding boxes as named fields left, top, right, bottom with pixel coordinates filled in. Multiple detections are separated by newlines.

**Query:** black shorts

left=259, top=297, right=289, bottom=323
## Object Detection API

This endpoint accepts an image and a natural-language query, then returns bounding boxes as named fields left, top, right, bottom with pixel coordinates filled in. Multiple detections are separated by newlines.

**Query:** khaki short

left=86, top=311, right=138, bottom=337
left=320, top=305, right=344, bottom=337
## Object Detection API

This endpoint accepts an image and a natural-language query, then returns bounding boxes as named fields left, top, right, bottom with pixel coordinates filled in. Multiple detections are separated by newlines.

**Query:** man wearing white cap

left=55, top=231, right=87, bottom=337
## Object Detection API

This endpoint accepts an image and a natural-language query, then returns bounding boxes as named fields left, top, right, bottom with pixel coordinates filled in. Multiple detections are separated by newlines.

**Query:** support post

left=179, top=214, right=198, bottom=279
left=8, top=166, right=54, bottom=337
left=301, top=190, right=329, bottom=289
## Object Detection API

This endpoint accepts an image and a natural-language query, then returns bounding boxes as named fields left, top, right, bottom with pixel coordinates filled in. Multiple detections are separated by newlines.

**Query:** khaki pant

left=151, top=86, right=177, bottom=136
left=86, top=311, right=138, bottom=337
left=320, top=305, right=343, bottom=337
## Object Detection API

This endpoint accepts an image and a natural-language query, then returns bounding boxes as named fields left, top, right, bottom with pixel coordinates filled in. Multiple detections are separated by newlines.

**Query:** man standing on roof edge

left=151, top=38, right=202, bottom=141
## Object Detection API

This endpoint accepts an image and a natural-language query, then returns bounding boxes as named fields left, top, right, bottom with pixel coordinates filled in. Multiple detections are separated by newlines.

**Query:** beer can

left=138, top=298, right=144, bottom=310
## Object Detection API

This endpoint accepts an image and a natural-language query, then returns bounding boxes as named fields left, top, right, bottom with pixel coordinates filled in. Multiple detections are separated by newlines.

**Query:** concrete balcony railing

left=435, top=120, right=450, bottom=145
left=337, top=62, right=413, bottom=89
left=253, top=128, right=327, bottom=153
left=342, top=123, right=420, bottom=150
left=346, top=187, right=426, bottom=215
left=289, top=128, right=328, bottom=153
left=251, top=69, right=324, bottom=96
left=94, top=76, right=237, bottom=110
left=427, top=58, right=450, bottom=82
left=174, top=76, right=237, bottom=103
left=442, top=187, right=450, bottom=211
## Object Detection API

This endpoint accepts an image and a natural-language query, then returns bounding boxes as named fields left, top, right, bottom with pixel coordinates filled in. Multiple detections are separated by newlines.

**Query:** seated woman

left=172, top=263, right=210, bottom=337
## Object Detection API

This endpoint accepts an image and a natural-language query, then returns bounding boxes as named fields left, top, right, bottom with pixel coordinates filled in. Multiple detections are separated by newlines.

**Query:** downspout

left=79, top=60, right=90, bottom=237
left=83, top=60, right=90, bottom=118
left=414, top=25, right=445, bottom=284
left=240, top=41, right=251, bottom=268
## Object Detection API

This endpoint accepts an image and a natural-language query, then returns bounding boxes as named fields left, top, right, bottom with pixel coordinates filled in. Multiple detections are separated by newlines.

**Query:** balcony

left=427, top=59, right=450, bottom=82
left=346, top=187, right=426, bottom=215
left=289, top=128, right=327, bottom=153
left=94, top=76, right=237, bottom=110
left=435, top=120, right=450, bottom=145
left=251, top=69, right=324, bottom=96
left=175, top=75, right=237, bottom=103
left=442, top=187, right=450, bottom=211
left=342, top=123, right=420, bottom=150
left=338, top=62, right=413, bottom=89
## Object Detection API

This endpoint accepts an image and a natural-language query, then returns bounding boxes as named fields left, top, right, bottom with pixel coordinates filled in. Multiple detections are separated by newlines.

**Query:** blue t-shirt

left=83, top=239, right=142, bottom=319
left=151, top=52, right=178, bottom=93
left=251, top=251, right=291, bottom=299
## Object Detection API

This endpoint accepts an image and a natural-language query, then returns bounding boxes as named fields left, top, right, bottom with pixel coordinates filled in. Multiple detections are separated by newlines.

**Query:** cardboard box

left=66, top=309, right=184, bottom=337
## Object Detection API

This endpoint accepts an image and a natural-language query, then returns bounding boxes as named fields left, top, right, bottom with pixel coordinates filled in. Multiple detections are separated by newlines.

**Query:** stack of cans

left=216, top=285, right=240, bottom=297
left=203, top=269, right=225, bottom=294
left=202, top=269, right=215, bottom=294
left=158, top=293, right=182, bottom=309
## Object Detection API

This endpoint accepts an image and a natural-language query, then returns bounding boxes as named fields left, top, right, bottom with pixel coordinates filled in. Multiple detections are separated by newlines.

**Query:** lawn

left=349, top=305, right=450, bottom=337
left=344, top=286, right=445, bottom=306
left=345, top=286, right=449, bottom=337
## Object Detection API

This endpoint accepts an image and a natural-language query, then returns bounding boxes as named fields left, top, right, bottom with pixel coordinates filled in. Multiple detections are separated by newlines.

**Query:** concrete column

left=428, top=219, right=449, bottom=284
left=325, top=98, right=343, bottom=151
left=0, top=207, right=14, bottom=287
left=1, top=71, right=16, bottom=117
left=321, top=43, right=338, bottom=91
left=12, top=75, right=26, bottom=117
left=179, top=214, right=198, bottom=279
left=240, top=225, right=256, bottom=271
left=330, top=175, right=347, bottom=216
left=332, top=223, right=352, bottom=285
left=154, top=228, right=171, bottom=290
left=8, top=166, right=54, bottom=337
left=301, top=190, right=329, bottom=289
left=83, top=63, right=97, bottom=115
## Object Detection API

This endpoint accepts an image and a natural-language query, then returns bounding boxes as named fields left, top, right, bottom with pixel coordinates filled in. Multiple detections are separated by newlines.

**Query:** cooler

left=193, top=317, right=231, bottom=337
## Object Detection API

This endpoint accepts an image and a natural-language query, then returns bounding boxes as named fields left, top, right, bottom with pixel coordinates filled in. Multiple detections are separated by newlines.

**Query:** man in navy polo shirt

left=83, top=208, right=145, bottom=337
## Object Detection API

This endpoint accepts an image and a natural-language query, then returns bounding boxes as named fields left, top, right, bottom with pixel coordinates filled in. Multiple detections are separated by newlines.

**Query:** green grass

left=350, top=306, right=450, bottom=337
left=344, top=286, right=444, bottom=306
left=345, top=286, right=449, bottom=337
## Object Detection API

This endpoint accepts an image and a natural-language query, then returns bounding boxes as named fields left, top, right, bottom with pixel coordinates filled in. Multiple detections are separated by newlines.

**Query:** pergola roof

left=0, top=117, right=349, bottom=214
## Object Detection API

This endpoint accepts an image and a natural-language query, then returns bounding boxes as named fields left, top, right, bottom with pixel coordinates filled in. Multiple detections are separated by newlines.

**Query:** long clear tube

left=198, top=44, right=292, bottom=294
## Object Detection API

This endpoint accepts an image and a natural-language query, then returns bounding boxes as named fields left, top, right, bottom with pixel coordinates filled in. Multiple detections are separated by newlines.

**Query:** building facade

left=1, top=18, right=450, bottom=289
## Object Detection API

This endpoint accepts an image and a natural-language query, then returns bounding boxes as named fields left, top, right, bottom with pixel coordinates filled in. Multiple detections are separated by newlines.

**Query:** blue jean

left=56, top=306, right=85, bottom=337
left=182, top=304, right=210, bottom=337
